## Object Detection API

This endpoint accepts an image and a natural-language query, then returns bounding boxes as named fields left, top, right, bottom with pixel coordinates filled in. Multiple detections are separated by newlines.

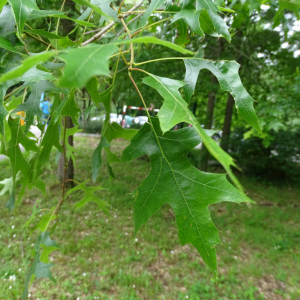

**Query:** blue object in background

left=40, top=93, right=51, bottom=115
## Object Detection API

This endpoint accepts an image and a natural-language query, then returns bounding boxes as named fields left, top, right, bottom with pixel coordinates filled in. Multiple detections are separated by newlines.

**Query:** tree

left=0, top=0, right=299, bottom=298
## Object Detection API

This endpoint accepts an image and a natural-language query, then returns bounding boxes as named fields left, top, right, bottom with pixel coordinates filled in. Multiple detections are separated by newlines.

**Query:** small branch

left=132, top=16, right=173, bottom=37
left=55, top=116, right=68, bottom=215
left=120, top=18, right=134, bottom=67
left=25, top=32, right=55, bottom=49
left=128, top=73, right=152, bottom=123
left=114, top=14, right=142, bottom=40
left=118, top=0, right=126, bottom=14
left=81, top=0, right=143, bottom=46
left=55, top=0, right=67, bottom=35
left=119, top=10, right=177, bottom=15
left=4, top=85, right=23, bottom=101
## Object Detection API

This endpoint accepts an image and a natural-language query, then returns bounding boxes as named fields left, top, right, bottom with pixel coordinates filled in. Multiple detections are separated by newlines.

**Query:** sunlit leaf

left=112, top=36, right=195, bottom=55
left=0, top=0, right=7, bottom=12
left=58, top=44, right=118, bottom=89
left=0, top=51, right=57, bottom=83
left=7, top=0, right=40, bottom=40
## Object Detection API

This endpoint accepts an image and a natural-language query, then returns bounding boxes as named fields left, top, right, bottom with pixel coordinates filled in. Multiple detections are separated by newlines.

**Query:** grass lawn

left=0, top=136, right=299, bottom=300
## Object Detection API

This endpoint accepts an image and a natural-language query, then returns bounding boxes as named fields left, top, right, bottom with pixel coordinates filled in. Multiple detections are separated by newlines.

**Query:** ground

left=0, top=136, right=299, bottom=300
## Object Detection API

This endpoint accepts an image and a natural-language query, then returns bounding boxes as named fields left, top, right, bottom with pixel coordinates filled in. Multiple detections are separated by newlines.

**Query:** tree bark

left=57, top=117, right=74, bottom=188
left=199, top=75, right=217, bottom=171
left=220, top=93, right=235, bottom=152
left=57, top=0, right=76, bottom=187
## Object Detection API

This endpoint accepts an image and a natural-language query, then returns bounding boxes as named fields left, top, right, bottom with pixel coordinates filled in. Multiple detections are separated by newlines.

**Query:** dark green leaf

left=122, top=118, right=251, bottom=274
left=141, top=73, right=245, bottom=193
left=172, top=9, right=204, bottom=36
left=174, top=19, right=190, bottom=46
left=199, top=10, right=223, bottom=38
left=274, top=0, right=300, bottom=23
left=196, top=0, right=231, bottom=41
left=24, top=29, right=64, bottom=39
left=0, top=35, right=24, bottom=54
left=86, top=77, right=101, bottom=107
left=6, top=117, right=30, bottom=180
left=183, top=58, right=261, bottom=132
left=28, top=10, right=96, bottom=26
left=60, top=92, right=81, bottom=126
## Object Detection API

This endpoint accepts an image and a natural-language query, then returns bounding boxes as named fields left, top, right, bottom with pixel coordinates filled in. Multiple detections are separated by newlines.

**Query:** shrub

left=230, top=128, right=300, bottom=184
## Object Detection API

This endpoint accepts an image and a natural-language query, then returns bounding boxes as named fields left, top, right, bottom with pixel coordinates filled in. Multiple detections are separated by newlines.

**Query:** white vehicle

left=134, top=116, right=148, bottom=125
left=90, top=113, right=121, bottom=124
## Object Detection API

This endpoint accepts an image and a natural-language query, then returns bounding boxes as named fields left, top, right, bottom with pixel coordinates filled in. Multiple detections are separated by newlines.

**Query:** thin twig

left=4, top=85, right=23, bottom=101
left=120, top=18, right=134, bottom=67
left=132, top=16, right=173, bottom=37
left=55, top=0, right=67, bottom=35
left=24, top=32, right=55, bottom=49
left=114, top=14, right=142, bottom=40
left=55, top=115, right=68, bottom=215
left=81, top=0, right=143, bottom=46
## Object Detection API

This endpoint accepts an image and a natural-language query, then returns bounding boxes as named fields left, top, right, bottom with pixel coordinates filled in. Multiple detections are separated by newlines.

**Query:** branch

left=24, top=32, right=55, bottom=49
left=81, top=0, right=143, bottom=46
left=114, top=14, right=142, bottom=40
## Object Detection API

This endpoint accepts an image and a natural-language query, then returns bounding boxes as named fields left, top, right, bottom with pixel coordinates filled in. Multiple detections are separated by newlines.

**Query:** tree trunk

left=220, top=93, right=235, bottom=152
left=57, top=0, right=76, bottom=187
left=199, top=75, right=217, bottom=171
left=57, top=116, right=74, bottom=188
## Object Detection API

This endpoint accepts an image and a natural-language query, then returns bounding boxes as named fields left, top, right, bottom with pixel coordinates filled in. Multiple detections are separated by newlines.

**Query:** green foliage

left=122, top=118, right=251, bottom=274
left=0, top=0, right=297, bottom=297
left=66, top=180, right=108, bottom=212
left=230, top=128, right=300, bottom=184
left=183, top=58, right=261, bottom=132
left=58, top=45, right=118, bottom=89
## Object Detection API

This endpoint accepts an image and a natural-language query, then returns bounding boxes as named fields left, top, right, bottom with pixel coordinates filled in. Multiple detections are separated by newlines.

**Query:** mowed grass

left=0, top=136, right=299, bottom=300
